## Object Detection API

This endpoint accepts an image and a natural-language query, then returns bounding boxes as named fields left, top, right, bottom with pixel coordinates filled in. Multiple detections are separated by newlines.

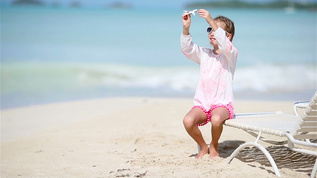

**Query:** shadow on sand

left=191, top=140, right=316, bottom=176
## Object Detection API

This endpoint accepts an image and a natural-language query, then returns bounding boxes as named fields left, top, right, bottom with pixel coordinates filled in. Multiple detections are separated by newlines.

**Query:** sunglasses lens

left=207, top=27, right=212, bottom=33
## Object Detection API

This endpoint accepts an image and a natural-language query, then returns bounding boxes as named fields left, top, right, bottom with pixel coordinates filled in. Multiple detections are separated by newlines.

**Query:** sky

left=2, top=0, right=192, bottom=8
left=1, top=0, right=316, bottom=8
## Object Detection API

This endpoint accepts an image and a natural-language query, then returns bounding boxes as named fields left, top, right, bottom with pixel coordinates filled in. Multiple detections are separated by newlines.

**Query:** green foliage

left=186, top=0, right=316, bottom=10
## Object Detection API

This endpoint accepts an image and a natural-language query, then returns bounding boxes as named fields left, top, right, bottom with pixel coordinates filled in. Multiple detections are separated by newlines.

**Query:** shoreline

left=2, top=88, right=314, bottom=110
left=1, top=97, right=313, bottom=177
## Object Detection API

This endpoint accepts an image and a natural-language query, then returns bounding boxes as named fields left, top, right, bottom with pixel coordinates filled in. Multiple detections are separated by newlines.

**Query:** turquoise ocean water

left=1, top=6, right=316, bottom=109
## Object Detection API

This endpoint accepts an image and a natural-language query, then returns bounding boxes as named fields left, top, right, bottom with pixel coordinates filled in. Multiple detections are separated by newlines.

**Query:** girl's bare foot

left=196, top=145, right=209, bottom=159
left=209, top=144, right=219, bottom=159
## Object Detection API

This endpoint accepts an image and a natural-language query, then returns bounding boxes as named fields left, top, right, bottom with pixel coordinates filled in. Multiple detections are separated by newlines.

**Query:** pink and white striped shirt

left=181, top=27, right=238, bottom=111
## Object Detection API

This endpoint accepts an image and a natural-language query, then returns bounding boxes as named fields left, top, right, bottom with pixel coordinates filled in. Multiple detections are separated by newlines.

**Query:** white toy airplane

left=183, top=9, right=197, bottom=16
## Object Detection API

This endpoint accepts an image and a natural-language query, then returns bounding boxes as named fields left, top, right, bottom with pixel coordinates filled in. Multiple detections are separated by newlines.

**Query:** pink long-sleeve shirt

left=181, top=27, right=238, bottom=111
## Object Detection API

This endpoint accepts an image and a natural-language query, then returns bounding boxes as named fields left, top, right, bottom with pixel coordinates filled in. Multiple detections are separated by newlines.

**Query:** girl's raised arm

left=198, top=9, right=218, bottom=33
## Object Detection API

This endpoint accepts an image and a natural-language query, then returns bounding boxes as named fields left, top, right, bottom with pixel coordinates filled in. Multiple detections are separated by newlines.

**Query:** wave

left=2, top=62, right=316, bottom=96
left=75, top=63, right=316, bottom=94
left=234, top=64, right=316, bottom=93
left=76, top=64, right=199, bottom=91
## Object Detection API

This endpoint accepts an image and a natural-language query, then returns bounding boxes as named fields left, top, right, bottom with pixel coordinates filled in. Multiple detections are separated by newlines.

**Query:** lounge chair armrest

left=293, top=101, right=309, bottom=116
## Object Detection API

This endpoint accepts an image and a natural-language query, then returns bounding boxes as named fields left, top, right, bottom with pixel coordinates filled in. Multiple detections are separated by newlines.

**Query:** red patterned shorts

left=192, top=102, right=234, bottom=126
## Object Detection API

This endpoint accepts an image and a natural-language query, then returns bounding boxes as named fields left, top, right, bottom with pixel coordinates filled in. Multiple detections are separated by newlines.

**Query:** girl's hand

left=182, top=14, right=191, bottom=35
left=198, top=9, right=213, bottom=23
left=182, top=14, right=191, bottom=29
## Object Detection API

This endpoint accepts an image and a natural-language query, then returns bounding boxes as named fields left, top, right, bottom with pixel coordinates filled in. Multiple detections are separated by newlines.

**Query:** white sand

left=1, top=98, right=314, bottom=177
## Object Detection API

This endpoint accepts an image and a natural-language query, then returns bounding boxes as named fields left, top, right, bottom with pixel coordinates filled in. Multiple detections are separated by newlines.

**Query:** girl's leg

left=183, top=107, right=208, bottom=158
left=209, top=107, right=230, bottom=158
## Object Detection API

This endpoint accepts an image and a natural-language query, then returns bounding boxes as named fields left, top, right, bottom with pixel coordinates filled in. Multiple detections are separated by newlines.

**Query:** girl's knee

left=183, top=115, right=195, bottom=128
left=211, top=115, right=223, bottom=126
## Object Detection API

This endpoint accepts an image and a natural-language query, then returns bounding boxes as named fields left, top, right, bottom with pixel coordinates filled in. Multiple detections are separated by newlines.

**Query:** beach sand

left=1, top=98, right=315, bottom=177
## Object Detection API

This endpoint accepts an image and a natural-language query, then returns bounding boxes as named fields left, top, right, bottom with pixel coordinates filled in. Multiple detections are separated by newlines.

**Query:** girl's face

left=208, top=21, right=228, bottom=47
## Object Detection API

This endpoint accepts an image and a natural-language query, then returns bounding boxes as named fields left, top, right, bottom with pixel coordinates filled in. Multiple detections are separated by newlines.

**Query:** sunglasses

left=206, top=27, right=214, bottom=34
left=207, top=26, right=230, bottom=34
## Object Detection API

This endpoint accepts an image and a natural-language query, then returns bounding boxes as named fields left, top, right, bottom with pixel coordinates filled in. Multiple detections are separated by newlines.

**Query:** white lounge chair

left=225, top=91, right=317, bottom=177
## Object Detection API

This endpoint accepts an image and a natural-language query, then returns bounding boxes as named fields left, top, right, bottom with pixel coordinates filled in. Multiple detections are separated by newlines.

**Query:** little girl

left=181, top=9, right=238, bottom=159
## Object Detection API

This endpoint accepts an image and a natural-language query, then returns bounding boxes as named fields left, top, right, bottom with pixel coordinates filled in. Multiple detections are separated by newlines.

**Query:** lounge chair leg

left=311, top=158, right=317, bottom=178
left=226, top=142, right=281, bottom=177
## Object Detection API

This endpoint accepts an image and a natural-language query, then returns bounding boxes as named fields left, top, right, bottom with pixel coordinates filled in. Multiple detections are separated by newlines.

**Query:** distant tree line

left=186, top=0, right=316, bottom=10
